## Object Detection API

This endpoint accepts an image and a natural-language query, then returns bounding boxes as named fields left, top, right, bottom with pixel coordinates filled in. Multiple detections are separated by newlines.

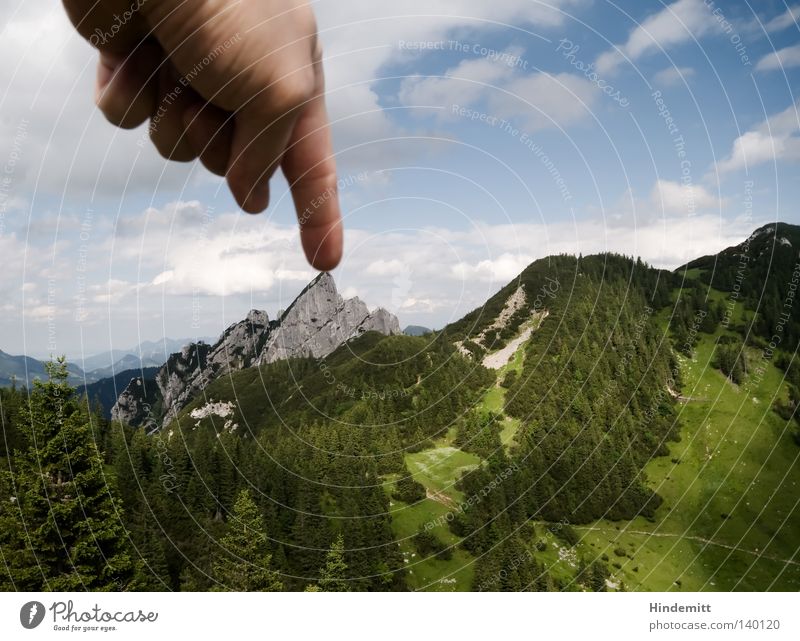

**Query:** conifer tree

left=3, top=359, right=134, bottom=590
left=317, top=533, right=350, bottom=592
left=212, top=488, right=282, bottom=591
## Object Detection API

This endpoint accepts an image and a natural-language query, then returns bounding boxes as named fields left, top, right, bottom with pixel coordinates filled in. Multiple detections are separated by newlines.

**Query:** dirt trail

left=577, top=526, right=800, bottom=567
left=426, top=488, right=457, bottom=509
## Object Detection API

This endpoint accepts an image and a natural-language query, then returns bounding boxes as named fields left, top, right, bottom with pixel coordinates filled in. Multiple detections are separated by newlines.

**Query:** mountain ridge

left=111, top=272, right=400, bottom=429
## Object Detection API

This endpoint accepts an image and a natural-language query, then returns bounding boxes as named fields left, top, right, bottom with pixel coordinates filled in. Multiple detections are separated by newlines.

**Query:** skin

left=62, top=0, right=343, bottom=271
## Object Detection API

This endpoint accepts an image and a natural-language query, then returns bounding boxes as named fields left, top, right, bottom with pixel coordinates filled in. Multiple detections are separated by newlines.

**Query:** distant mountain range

left=77, top=337, right=216, bottom=375
left=403, top=325, right=432, bottom=336
left=0, top=337, right=216, bottom=389
left=0, top=350, right=86, bottom=387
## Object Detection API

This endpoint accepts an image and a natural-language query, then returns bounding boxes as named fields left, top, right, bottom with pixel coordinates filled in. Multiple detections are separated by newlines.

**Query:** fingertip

left=95, top=46, right=159, bottom=130
left=303, top=219, right=343, bottom=271
left=228, top=173, right=270, bottom=214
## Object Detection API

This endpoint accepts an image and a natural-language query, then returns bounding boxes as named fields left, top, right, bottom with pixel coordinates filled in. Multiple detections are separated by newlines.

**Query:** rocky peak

left=159, top=311, right=273, bottom=425
left=112, top=273, right=400, bottom=430
left=110, top=376, right=160, bottom=432
left=258, top=273, right=400, bottom=364
left=358, top=307, right=401, bottom=336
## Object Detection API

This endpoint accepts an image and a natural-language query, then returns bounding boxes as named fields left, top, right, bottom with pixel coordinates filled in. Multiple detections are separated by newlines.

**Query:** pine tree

left=317, top=534, right=350, bottom=592
left=212, top=488, right=282, bottom=591
left=3, top=359, right=134, bottom=590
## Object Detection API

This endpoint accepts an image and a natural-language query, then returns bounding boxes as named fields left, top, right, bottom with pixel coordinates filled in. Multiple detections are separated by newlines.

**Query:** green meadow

left=386, top=280, right=800, bottom=591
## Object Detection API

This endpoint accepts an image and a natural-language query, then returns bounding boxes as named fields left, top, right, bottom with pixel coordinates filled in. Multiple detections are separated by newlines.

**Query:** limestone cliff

left=111, top=274, right=399, bottom=429
left=258, top=273, right=400, bottom=364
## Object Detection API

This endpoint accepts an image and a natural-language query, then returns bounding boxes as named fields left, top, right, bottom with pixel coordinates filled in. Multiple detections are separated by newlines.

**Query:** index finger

left=281, top=63, right=343, bottom=272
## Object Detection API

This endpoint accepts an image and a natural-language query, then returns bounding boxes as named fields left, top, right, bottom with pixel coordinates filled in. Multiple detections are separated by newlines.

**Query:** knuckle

left=269, top=72, right=315, bottom=114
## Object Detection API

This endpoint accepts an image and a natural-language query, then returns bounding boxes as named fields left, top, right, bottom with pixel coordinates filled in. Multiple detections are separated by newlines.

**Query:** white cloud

left=651, top=179, right=721, bottom=215
left=595, top=0, right=714, bottom=74
left=715, top=100, right=800, bottom=175
left=0, top=7, right=194, bottom=198
left=399, top=56, right=512, bottom=111
left=315, top=0, right=586, bottom=163
left=399, top=54, right=597, bottom=132
left=652, top=66, right=695, bottom=86
left=765, top=5, right=800, bottom=32
left=452, top=252, right=535, bottom=282
left=755, top=44, right=800, bottom=72
left=490, top=73, right=597, bottom=132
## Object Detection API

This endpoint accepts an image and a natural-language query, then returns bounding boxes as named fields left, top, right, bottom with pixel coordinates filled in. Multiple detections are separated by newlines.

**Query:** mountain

left=86, top=353, right=164, bottom=379
left=78, top=349, right=132, bottom=374
left=0, top=350, right=89, bottom=387
left=404, top=325, right=432, bottom=336
left=78, top=366, right=160, bottom=419
left=258, top=272, right=400, bottom=364
left=80, top=336, right=215, bottom=376
left=7, top=224, right=800, bottom=593
left=681, top=222, right=800, bottom=351
left=155, top=310, right=272, bottom=426
left=111, top=272, right=400, bottom=428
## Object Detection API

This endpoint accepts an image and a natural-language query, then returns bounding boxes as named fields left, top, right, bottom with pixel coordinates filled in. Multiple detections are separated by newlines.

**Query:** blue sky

left=0, top=0, right=798, bottom=359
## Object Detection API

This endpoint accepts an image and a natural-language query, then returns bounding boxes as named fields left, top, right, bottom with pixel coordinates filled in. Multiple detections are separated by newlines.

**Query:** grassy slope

left=483, top=342, right=524, bottom=450
left=561, top=286, right=800, bottom=591
left=385, top=444, right=481, bottom=591
left=384, top=322, right=530, bottom=591
left=388, top=279, right=800, bottom=591
left=384, top=444, right=482, bottom=591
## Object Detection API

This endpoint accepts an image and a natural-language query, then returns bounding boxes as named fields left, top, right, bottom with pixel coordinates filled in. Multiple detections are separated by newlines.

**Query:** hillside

left=0, top=349, right=88, bottom=387
left=3, top=228, right=800, bottom=592
left=681, top=222, right=800, bottom=350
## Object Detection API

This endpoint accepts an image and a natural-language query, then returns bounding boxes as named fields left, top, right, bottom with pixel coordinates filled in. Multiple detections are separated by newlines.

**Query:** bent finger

left=183, top=103, right=233, bottom=176
left=95, top=42, right=161, bottom=129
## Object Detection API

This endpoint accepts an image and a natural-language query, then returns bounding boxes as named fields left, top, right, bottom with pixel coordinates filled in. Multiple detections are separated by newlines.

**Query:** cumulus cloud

left=651, top=179, right=721, bottom=215
left=652, top=66, right=695, bottom=87
left=595, top=0, right=715, bottom=74
left=755, top=44, right=800, bottom=72
left=0, top=7, right=195, bottom=199
left=399, top=55, right=597, bottom=132
left=764, top=5, right=800, bottom=33
left=315, top=0, right=586, bottom=163
left=399, top=56, right=512, bottom=111
left=715, top=99, right=800, bottom=175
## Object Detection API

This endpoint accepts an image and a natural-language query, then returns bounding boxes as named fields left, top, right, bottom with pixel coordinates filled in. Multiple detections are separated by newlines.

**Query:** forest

left=2, top=246, right=799, bottom=591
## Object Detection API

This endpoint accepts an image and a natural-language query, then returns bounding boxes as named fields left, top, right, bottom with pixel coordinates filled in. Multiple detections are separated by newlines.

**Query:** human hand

left=62, top=0, right=342, bottom=270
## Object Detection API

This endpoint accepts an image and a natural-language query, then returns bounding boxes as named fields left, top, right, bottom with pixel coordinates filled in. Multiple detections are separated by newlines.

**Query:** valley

left=386, top=264, right=800, bottom=591
left=3, top=223, right=800, bottom=592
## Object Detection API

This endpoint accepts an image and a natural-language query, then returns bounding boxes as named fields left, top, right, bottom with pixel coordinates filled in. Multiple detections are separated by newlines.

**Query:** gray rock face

left=110, top=376, right=160, bottom=432
left=112, top=273, right=399, bottom=429
left=157, top=342, right=211, bottom=424
left=158, top=312, right=270, bottom=425
left=258, top=273, right=400, bottom=364
left=359, top=307, right=401, bottom=336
